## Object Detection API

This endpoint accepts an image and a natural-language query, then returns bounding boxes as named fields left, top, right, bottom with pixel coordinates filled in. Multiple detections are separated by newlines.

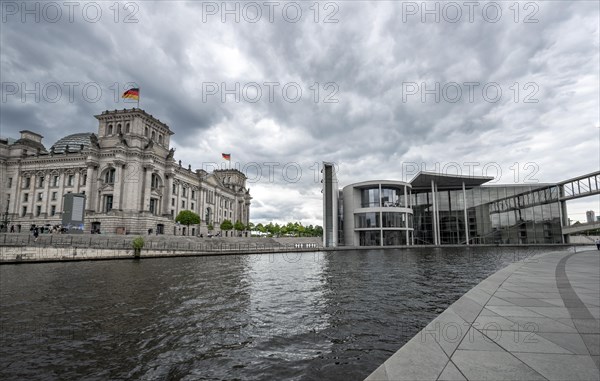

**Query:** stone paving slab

left=365, top=249, right=600, bottom=381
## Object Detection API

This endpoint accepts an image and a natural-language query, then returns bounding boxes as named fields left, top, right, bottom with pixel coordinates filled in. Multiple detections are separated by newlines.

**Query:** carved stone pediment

left=99, top=183, right=114, bottom=192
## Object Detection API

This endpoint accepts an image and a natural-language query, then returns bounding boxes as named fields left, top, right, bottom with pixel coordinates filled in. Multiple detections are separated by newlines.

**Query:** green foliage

left=234, top=220, right=245, bottom=231
left=249, top=221, right=323, bottom=237
left=220, top=219, right=233, bottom=231
left=132, top=236, right=145, bottom=250
left=176, top=210, right=200, bottom=226
left=207, top=223, right=214, bottom=231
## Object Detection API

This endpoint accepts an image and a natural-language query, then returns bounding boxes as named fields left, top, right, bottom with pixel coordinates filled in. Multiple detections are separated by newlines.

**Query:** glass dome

left=50, top=133, right=94, bottom=153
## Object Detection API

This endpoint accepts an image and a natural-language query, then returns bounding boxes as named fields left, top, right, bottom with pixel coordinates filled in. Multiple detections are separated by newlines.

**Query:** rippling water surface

left=0, top=247, right=562, bottom=380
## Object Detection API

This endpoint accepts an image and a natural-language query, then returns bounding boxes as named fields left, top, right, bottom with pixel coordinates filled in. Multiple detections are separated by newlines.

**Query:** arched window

left=144, top=126, right=149, bottom=137
left=107, top=124, right=113, bottom=135
left=125, top=123, right=130, bottom=133
left=159, top=135, right=163, bottom=144
left=104, top=168, right=116, bottom=184
left=151, top=131, right=156, bottom=140
left=117, top=124, right=122, bottom=134
left=151, top=173, right=160, bottom=189
left=205, top=207, right=211, bottom=224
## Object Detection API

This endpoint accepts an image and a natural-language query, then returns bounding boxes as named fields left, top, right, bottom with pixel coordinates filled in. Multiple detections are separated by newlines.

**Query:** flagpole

left=137, top=87, right=140, bottom=109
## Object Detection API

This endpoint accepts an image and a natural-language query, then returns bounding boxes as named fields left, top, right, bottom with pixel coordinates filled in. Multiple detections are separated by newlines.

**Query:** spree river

left=0, top=247, right=561, bottom=380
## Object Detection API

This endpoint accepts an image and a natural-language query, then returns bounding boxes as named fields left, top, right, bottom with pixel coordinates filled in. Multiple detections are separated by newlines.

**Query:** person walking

left=10, top=225, right=14, bottom=233
left=33, top=227, right=39, bottom=242
left=596, top=238, right=600, bottom=250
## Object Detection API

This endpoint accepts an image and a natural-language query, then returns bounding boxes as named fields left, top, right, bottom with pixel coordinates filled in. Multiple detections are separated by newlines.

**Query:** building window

left=108, top=124, right=113, bottom=135
left=151, top=131, right=156, bottom=140
left=183, top=187, right=187, bottom=197
left=67, top=175, right=74, bottom=187
left=82, top=174, right=87, bottom=186
left=23, top=193, right=29, bottom=202
left=52, top=192, right=57, bottom=201
left=35, top=205, right=41, bottom=216
left=171, top=198, right=175, bottom=206
left=104, top=195, right=113, bottom=212
left=191, top=190, right=195, bottom=199
left=51, top=205, right=56, bottom=216
left=159, top=135, right=163, bottom=144
left=7, top=178, right=12, bottom=188
left=24, top=177, right=31, bottom=188
left=182, top=200, right=185, bottom=208
left=145, top=126, right=149, bottom=137
left=37, top=193, right=43, bottom=201
left=150, top=199, right=157, bottom=215
left=126, top=123, right=130, bottom=133
left=172, top=184, right=176, bottom=194
left=191, top=202, right=195, bottom=210
left=117, top=124, right=122, bottom=134
left=37, top=176, right=44, bottom=188
left=105, top=169, right=116, bottom=184
left=151, top=174, right=160, bottom=189
left=171, top=210, right=174, bottom=218
left=22, top=206, right=27, bottom=217
left=53, top=175, right=59, bottom=187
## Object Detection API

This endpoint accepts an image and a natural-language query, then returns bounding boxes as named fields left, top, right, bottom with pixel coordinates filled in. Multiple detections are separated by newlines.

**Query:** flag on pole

left=222, top=153, right=231, bottom=161
left=122, top=88, right=140, bottom=100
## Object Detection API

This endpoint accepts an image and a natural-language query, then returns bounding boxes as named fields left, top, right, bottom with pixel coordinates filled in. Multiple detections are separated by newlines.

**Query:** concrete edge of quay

left=364, top=248, right=600, bottom=381
left=2, top=243, right=593, bottom=264
left=0, top=245, right=323, bottom=264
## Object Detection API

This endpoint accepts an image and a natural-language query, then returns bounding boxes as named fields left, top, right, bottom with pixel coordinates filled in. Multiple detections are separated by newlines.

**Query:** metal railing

left=0, top=234, right=322, bottom=253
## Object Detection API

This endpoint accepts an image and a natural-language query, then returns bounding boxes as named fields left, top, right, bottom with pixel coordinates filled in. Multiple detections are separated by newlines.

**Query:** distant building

left=586, top=210, right=596, bottom=223
left=0, top=109, right=251, bottom=235
left=323, top=164, right=568, bottom=247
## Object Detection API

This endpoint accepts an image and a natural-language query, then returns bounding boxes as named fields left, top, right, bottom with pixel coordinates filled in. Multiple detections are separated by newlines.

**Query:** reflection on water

left=0, top=247, right=563, bottom=380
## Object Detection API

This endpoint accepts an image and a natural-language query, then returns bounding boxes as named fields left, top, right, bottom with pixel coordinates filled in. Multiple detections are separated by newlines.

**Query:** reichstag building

left=0, top=108, right=251, bottom=236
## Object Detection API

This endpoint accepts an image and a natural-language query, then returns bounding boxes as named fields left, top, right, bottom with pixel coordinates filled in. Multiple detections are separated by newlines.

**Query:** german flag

left=222, top=153, right=231, bottom=161
left=122, top=88, right=140, bottom=100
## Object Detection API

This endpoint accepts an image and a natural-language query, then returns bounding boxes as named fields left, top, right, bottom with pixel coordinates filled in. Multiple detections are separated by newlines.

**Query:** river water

left=0, top=247, right=562, bottom=380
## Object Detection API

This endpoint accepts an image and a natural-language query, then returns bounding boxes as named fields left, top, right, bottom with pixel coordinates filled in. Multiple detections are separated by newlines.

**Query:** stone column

left=142, top=166, right=153, bottom=212
left=74, top=171, right=81, bottom=193
left=85, top=166, right=95, bottom=211
left=112, top=161, right=125, bottom=211
left=163, top=175, right=173, bottom=216
left=43, top=172, right=51, bottom=217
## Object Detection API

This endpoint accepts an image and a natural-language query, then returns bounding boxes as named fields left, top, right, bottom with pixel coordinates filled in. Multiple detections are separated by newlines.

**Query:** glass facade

left=411, top=185, right=562, bottom=245
left=360, top=188, right=380, bottom=208
left=356, top=212, right=379, bottom=228
left=346, top=182, right=414, bottom=247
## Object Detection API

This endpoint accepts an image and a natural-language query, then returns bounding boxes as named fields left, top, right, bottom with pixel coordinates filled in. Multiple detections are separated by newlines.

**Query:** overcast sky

left=1, top=1, right=598, bottom=225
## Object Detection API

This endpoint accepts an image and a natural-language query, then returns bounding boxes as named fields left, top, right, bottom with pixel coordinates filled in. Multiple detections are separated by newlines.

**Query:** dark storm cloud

left=1, top=1, right=598, bottom=224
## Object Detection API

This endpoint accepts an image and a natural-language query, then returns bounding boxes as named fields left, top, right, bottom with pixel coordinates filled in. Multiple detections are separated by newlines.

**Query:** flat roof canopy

left=409, top=171, right=494, bottom=191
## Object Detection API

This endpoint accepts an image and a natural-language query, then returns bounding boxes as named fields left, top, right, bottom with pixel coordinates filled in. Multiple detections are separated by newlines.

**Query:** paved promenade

left=366, top=248, right=600, bottom=381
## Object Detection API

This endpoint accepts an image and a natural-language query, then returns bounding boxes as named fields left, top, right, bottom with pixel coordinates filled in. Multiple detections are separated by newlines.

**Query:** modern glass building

left=340, top=180, right=413, bottom=246
left=323, top=164, right=568, bottom=247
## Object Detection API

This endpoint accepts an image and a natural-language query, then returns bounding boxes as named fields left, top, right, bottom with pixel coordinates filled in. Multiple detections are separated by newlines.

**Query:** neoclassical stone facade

left=0, top=108, right=251, bottom=235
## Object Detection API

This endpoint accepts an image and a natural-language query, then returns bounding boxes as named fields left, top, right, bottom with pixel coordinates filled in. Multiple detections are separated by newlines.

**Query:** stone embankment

left=0, top=234, right=322, bottom=263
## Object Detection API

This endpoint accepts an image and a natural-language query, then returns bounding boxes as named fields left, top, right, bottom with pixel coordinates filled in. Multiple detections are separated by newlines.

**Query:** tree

left=246, top=222, right=254, bottom=231
left=176, top=210, right=200, bottom=232
left=207, top=223, right=214, bottom=231
left=220, top=219, right=233, bottom=231
left=234, top=220, right=245, bottom=232
left=132, top=236, right=144, bottom=258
